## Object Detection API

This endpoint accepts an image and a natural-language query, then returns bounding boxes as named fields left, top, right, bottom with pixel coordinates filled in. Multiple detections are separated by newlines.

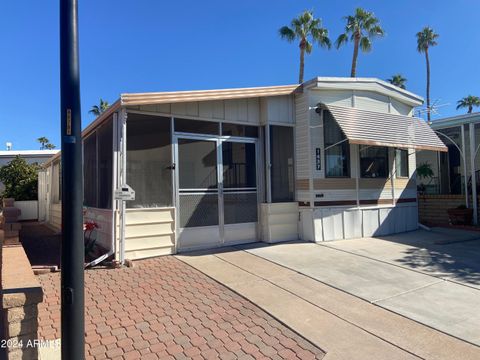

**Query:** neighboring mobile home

left=0, top=149, right=59, bottom=221
left=0, top=149, right=59, bottom=193
left=40, top=77, right=446, bottom=261
left=416, top=112, right=480, bottom=223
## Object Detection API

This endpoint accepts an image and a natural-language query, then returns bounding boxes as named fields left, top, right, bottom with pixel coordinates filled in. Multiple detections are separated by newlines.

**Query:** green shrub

left=0, top=156, right=40, bottom=201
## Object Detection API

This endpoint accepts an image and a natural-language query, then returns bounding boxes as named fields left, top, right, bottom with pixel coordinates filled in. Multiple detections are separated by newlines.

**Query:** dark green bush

left=0, top=156, right=40, bottom=201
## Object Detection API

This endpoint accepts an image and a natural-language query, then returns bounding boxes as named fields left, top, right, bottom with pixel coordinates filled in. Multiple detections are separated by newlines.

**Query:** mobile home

left=40, top=77, right=446, bottom=261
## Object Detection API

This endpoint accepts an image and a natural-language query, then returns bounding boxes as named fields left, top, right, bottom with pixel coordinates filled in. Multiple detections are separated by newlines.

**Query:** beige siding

left=313, top=179, right=356, bottom=190
left=259, top=95, right=294, bottom=125
left=308, top=88, right=414, bottom=115
left=131, top=97, right=262, bottom=125
left=294, top=92, right=311, bottom=200
left=359, top=178, right=392, bottom=189
left=310, top=89, right=353, bottom=107
left=123, top=208, right=175, bottom=260
left=390, top=98, right=413, bottom=116
left=354, top=90, right=390, bottom=113
left=260, top=203, right=298, bottom=243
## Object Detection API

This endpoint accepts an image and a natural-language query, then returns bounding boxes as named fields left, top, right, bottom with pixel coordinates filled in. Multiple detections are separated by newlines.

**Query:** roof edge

left=121, top=84, right=300, bottom=106
left=304, top=77, right=423, bottom=106
left=430, top=112, right=480, bottom=129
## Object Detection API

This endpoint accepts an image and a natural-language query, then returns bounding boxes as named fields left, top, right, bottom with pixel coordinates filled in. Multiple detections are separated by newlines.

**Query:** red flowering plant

left=84, top=220, right=100, bottom=259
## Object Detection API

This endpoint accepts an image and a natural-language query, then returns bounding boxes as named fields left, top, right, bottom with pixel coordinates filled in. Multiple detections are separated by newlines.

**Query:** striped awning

left=321, top=104, right=447, bottom=152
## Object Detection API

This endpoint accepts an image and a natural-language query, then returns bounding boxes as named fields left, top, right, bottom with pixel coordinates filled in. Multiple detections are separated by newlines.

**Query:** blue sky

left=0, top=0, right=478, bottom=150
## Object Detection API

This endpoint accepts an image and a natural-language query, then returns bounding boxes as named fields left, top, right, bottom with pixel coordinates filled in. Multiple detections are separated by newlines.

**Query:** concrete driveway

left=178, top=228, right=480, bottom=359
left=242, top=228, right=480, bottom=346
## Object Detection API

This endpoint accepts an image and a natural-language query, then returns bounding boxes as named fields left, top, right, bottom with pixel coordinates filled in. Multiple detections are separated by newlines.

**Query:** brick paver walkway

left=38, top=256, right=325, bottom=359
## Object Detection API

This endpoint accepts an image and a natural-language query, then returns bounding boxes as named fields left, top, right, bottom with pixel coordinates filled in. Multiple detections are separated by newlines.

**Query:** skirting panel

left=299, top=204, right=418, bottom=242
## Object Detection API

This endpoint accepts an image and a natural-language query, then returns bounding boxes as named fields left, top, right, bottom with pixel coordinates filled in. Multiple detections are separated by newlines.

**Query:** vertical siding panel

left=295, top=92, right=311, bottom=201
left=198, top=101, right=213, bottom=118
left=157, top=103, right=171, bottom=113
left=247, top=98, right=260, bottom=124
left=171, top=102, right=187, bottom=115
left=212, top=100, right=225, bottom=119
left=237, top=99, right=248, bottom=122
left=186, top=102, right=199, bottom=117
left=224, top=99, right=238, bottom=121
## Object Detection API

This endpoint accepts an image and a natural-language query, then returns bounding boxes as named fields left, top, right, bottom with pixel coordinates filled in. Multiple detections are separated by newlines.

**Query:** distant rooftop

left=0, top=150, right=59, bottom=157
left=430, top=112, right=480, bottom=129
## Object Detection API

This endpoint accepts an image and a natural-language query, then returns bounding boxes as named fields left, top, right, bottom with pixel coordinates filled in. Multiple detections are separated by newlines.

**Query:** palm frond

left=305, top=41, right=313, bottom=54
left=416, top=26, right=439, bottom=53
left=279, top=26, right=296, bottom=42
left=359, top=37, right=372, bottom=52
left=387, top=74, right=407, bottom=89
left=335, top=33, right=349, bottom=49
left=311, top=27, right=331, bottom=49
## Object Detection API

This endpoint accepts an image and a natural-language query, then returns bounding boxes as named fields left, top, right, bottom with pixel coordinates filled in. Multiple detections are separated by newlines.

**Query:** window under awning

left=319, top=103, right=448, bottom=152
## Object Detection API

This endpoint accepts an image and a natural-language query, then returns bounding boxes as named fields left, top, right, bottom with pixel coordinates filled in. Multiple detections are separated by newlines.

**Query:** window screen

left=97, top=120, right=113, bottom=209
left=83, top=133, right=97, bottom=207
left=127, top=114, right=172, bottom=208
left=395, top=149, right=409, bottom=178
left=360, top=146, right=389, bottom=178
left=270, top=126, right=294, bottom=202
left=324, top=111, right=350, bottom=177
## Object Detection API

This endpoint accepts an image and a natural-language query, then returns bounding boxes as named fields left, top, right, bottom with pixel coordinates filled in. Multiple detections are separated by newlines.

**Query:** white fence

left=14, top=200, right=39, bottom=221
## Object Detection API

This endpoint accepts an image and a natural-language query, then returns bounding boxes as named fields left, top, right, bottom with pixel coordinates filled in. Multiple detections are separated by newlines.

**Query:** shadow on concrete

left=19, top=222, right=61, bottom=268
left=376, top=229, right=480, bottom=287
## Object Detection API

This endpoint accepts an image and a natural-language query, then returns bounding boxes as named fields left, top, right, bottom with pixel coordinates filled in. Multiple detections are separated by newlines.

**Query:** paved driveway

left=240, top=229, right=480, bottom=347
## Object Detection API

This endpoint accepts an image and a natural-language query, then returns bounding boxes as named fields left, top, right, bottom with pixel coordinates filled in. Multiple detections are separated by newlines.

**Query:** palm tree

left=416, top=27, right=439, bottom=122
left=387, top=74, right=407, bottom=89
left=89, top=98, right=110, bottom=116
left=45, top=143, right=56, bottom=150
left=456, top=95, right=480, bottom=114
left=279, top=10, right=331, bottom=84
left=335, top=8, right=385, bottom=77
left=37, top=137, right=49, bottom=150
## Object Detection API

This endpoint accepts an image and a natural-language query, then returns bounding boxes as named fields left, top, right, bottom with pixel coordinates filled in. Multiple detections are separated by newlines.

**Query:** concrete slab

left=377, top=280, right=480, bottom=345
left=429, top=227, right=480, bottom=244
left=179, top=250, right=480, bottom=359
left=322, top=232, right=480, bottom=289
left=179, top=253, right=418, bottom=360
left=239, top=239, right=480, bottom=347
left=242, top=242, right=441, bottom=302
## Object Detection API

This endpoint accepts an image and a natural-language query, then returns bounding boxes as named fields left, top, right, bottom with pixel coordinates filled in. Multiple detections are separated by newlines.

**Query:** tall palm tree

left=45, top=143, right=56, bottom=150
left=456, top=95, right=480, bottom=114
left=386, top=74, right=407, bottom=89
left=37, top=137, right=49, bottom=150
left=89, top=98, right=110, bottom=116
left=279, top=10, right=331, bottom=84
left=416, top=27, right=439, bottom=122
left=335, top=8, right=385, bottom=77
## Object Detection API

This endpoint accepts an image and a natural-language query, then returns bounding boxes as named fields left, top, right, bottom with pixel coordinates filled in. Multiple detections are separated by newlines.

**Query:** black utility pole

left=60, top=0, right=85, bottom=359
